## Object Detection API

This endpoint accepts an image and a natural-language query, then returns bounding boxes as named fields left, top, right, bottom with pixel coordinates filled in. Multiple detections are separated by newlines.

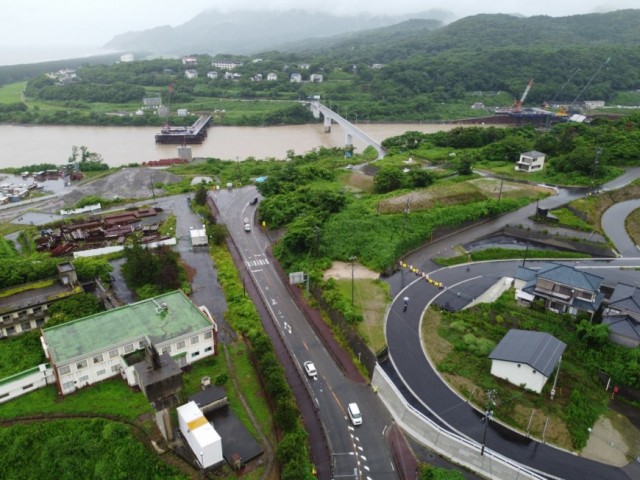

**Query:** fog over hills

left=104, top=8, right=454, bottom=56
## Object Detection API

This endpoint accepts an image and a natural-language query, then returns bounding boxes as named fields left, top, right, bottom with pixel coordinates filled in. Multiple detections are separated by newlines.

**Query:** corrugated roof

left=43, top=290, right=211, bottom=364
left=489, top=329, right=566, bottom=377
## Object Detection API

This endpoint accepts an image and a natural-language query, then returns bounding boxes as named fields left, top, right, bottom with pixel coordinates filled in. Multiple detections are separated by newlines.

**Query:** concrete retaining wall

left=372, top=365, right=546, bottom=480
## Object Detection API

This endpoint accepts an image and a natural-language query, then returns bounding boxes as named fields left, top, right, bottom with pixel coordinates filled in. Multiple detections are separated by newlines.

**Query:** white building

left=488, top=329, right=566, bottom=393
left=120, top=53, right=134, bottom=62
left=207, top=71, right=218, bottom=79
left=515, top=150, right=546, bottom=173
left=178, top=401, right=223, bottom=468
left=185, top=69, right=198, bottom=79
left=290, top=72, right=302, bottom=83
left=267, top=72, right=278, bottom=81
left=310, top=73, right=323, bottom=83
left=211, top=61, right=241, bottom=70
left=41, top=290, right=217, bottom=396
left=182, top=57, right=198, bottom=65
left=177, top=108, right=189, bottom=117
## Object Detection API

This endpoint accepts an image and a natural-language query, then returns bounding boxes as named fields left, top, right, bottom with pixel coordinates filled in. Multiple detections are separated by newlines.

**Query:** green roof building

left=41, top=290, right=217, bottom=396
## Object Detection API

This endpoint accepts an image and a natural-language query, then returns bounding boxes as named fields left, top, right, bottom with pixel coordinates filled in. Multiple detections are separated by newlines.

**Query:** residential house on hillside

left=207, top=71, right=218, bottom=79
left=211, top=61, right=241, bottom=70
left=267, top=72, right=278, bottom=81
left=182, top=56, right=198, bottom=65
left=0, top=262, right=83, bottom=338
left=515, top=151, right=546, bottom=173
left=299, top=63, right=310, bottom=70
left=514, top=263, right=604, bottom=319
left=602, top=283, right=640, bottom=347
left=40, top=290, right=217, bottom=396
left=290, top=72, right=302, bottom=83
left=185, top=69, right=198, bottom=79
left=310, top=73, right=323, bottom=83
left=489, top=329, right=566, bottom=393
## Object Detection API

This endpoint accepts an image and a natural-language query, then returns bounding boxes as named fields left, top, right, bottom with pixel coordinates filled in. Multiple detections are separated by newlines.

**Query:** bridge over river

left=308, top=101, right=386, bottom=159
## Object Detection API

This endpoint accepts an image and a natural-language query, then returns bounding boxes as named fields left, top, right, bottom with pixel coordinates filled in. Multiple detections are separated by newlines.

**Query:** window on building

left=79, top=375, right=89, bottom=383
left=162, top=346, right=171, bottom=354
left=18, top=310, right=27, bottom=317
left=93, top=354, right=104, bottom=364
left=139, top=340, right=147, bottom=349
left=36, top=319, right=45, bottom=327
left=62, top=381, right=74, bottom=391
left=2, top=315, right=10, bottom=322
left=76, top=359, right=87, bottom=370
left=190, top=335, right=199, bottom=345
left=58, top=365, right=71, bottom=375
left=0, top=392, right=9, bottom=399
left=177, top=340, right=186, bottom=349
left=123, top=344, right=134, bottom=353
left=191, top=351, right=200, bottom=358
left=576, top=290, right=594, bottom=301
left=33, top=306, right=42, bottom=314
left=97, top=369, right=106, bottom=376
left=6, top=326, right=16, bottom=335
left=21, top=322, right=31, bottom=331
left=204, top=346, right=212, bottom=353
left=109, top=349, right=119, bottom=358
left=111, top=365, right=120, bottom=373
left=22, top=383, right=34, bottom=390
left=203, top=331, right=213, bottom=339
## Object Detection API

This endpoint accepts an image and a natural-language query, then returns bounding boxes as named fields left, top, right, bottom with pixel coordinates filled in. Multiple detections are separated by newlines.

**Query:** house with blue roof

left=602, top=283, right=640, bottom=348
left=514, top=263, right=604, bottom=319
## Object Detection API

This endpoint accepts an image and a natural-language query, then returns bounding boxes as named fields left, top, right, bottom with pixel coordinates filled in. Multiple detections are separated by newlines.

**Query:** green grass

left=0, top=380, right=152, bottom=422
left=0, top=81, right=25, bottom=103
left=433, top=248, right=590, bottom=266
left=550, top=208, right=594, bottom=232
left=0, top=332, right=47, bottom=378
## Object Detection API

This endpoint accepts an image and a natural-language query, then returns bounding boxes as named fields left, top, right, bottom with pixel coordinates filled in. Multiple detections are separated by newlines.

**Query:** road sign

left=289, top=272, right=305, bottom=284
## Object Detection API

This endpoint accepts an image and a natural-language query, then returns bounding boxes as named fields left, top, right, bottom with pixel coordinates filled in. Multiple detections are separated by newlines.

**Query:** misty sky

left=2, top=0, right=638, bottom=47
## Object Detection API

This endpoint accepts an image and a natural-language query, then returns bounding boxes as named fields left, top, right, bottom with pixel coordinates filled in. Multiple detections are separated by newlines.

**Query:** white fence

left=73, top=237, right=177, bottom=258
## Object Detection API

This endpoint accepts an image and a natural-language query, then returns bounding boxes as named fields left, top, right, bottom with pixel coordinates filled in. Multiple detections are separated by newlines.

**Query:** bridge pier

left=345, top=133, right=353, bottom=148
left=324, top=116, right=332, bottom=133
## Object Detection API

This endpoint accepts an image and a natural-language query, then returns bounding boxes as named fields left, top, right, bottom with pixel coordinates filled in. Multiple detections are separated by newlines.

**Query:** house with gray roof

left=514, top=263, right=604, bottom=319
left=602, top=283, right=640, bottom=348
left=515, top=150, right=546, bottom=173
left=489, top=329, right=566, bottom=393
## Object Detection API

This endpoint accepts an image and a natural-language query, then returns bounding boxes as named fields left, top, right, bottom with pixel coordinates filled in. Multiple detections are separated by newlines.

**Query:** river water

left=0, top=122, right=458, bottom=170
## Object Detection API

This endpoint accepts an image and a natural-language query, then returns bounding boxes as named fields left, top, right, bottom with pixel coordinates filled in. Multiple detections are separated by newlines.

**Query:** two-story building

left=290, top=72, right=302, bottom=83
left=602, top=283, right=640, bottom=348
left=515, top=151, right=546, bottom=173
left=514, top=263, right=604, bottom=319
left=1, top=262, right=83, bottom=338
left=40, top=290, right=217, bottom=396
left=185, top=69, right=198, bottom=79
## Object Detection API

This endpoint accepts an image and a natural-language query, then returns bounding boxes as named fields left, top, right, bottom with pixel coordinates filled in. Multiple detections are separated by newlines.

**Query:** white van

left=347, top=403, right=362, bottom=426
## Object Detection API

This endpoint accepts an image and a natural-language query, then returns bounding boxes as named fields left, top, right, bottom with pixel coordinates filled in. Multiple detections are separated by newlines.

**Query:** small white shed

left=190, top=225, right=208, bottom=247
left=177, top=401, right=223, bottom=468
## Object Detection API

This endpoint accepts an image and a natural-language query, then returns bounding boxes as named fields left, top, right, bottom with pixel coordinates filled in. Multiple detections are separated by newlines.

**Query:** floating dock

left=155, top=115, right=212, bottom=145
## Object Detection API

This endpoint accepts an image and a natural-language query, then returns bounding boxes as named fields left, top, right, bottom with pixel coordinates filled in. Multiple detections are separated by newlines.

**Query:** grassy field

left=0, top=81, right=24, bottom=103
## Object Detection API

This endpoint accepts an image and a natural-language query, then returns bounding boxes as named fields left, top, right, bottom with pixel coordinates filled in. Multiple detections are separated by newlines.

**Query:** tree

left=194, top=181, right=208, bottom=205
left=418, top=464, right=465, bottom=479
left=374, top=166, right=404, bottom=193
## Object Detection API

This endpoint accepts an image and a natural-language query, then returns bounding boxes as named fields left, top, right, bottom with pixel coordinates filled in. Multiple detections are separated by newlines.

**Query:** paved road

left=382, top=167, right=640, bottom=479
left=213, top=186, right=398, bottom=480
left=386, top=259, right=640, bottom=480
left=602, top=199, right=640, bottom=257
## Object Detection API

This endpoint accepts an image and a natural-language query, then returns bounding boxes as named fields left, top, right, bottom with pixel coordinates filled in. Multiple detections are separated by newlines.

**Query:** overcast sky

left=2, top=0, right=637, bottom=47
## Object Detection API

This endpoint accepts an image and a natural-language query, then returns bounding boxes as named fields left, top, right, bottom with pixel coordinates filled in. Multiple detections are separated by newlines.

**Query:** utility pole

left=349, top=256, right=357, bottom=306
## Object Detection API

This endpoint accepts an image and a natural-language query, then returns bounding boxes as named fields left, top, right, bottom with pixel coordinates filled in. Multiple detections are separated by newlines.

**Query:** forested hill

left=294, top=9, right=640, bottom=58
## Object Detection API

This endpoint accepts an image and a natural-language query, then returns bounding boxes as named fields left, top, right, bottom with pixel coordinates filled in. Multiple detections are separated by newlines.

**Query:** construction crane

left=496, top=79, right=534, bottom=114
left=570, top=57, right=611, bottom=109
left=513, top=79, right=534, bottom=112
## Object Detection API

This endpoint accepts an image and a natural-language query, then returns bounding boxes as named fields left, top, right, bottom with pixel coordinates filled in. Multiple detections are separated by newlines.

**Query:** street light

left=480, top=409, right=494, bottom=456
left=349, top=256, right=357, bottom=306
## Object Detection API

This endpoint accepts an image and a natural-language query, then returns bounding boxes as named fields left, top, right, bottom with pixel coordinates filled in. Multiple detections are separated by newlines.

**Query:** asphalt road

left=213, top=186, right=399, bottom=480
left=601, top=198, right=640, bottom=257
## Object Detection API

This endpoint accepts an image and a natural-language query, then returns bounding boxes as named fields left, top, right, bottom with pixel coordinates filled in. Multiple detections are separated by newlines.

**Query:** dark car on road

left=249, top=197, right=259, bottom=205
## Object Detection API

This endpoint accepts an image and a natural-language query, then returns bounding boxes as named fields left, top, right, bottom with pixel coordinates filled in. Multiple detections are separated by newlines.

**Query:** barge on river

left=155, top=115, right=212, bottom=145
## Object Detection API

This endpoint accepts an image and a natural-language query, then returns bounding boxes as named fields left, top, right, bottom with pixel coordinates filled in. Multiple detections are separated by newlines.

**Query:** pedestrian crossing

left=245, top=258, right=270, bottom=268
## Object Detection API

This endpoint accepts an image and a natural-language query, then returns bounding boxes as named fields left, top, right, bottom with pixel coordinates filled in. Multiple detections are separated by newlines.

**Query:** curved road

left=385, top=168, right=640, bottom=480
left=602, top=198, right=640, bottom=257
